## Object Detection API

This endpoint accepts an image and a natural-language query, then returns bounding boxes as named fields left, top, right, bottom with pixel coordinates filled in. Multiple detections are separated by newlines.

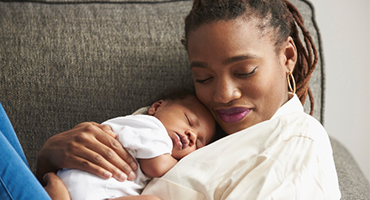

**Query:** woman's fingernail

left=128, top=171, right=136, bottom=180
left=110, top=130, right=116, bottom=135
left=104, top=171, right=112, bottom=179
left=119, top=173, right=127, bottom=182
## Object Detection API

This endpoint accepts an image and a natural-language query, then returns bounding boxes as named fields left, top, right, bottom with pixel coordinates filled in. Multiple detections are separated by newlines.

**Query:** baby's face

left=150, top=95, right=216, bottom=160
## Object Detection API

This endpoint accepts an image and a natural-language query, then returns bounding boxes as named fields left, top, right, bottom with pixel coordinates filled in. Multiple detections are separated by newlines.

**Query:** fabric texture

left=142, top=95, right=341, bottom=199
left=58, top=115, right=172, bottom=199
left=0, top=0, right=368, bottom=199
left=106, top=115, right=172, bottom=159
left=0, top=103, right=51, bottom=200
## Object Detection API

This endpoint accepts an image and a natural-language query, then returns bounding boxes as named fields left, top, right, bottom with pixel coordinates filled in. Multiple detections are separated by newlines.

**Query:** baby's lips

left=179, top=134, right=189, bottom=149
left=173, top=133, right=183, bottom=149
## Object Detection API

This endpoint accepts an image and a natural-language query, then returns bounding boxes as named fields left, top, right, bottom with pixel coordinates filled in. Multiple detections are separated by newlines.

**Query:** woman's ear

left=283, top=36, right=297, bottom=73
left=148, top=100, right=165, bottom=116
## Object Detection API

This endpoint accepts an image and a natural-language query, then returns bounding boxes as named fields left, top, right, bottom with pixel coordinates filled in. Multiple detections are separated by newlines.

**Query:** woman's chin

left=218, top=116, right=262, bottom=135
left=220, top=122, right=249, bottom=135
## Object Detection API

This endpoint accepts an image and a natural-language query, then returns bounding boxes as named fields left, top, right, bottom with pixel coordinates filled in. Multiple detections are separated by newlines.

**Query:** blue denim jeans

left=0, top=103, right=51, bottom=200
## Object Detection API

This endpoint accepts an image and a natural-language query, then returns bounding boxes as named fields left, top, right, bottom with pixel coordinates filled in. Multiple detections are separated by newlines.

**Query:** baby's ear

left=148, top=100, right=165, bottom=116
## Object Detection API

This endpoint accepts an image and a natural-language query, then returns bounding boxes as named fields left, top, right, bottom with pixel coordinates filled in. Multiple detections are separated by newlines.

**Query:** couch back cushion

left=0, top=0, right=323, bottom=172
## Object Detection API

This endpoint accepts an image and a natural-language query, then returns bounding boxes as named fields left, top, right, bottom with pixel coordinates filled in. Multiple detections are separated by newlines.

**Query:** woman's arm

left=139, top=154, right=178, bottom=178
left=36, top=122, right=138, bottom=185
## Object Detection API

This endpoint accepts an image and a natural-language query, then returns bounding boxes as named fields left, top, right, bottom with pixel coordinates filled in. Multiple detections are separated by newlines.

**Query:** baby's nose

left=185, top=129, right=197, bottom=146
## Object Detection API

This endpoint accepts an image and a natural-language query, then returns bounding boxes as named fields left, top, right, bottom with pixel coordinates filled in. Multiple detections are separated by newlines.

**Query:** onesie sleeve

left=102, top=115, right=173, bottom=159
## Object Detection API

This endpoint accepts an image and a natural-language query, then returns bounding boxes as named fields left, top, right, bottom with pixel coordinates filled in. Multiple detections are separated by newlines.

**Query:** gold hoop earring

left=287, top=72, right=296, bottom=94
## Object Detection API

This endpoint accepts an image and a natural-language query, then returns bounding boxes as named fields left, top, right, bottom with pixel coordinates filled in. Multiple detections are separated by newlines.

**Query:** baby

left=57, top=92, right=216, bottom=200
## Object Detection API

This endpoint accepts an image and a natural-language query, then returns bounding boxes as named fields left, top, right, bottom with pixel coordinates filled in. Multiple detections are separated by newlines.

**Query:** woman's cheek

left=195, top=84, right=212, bottom=107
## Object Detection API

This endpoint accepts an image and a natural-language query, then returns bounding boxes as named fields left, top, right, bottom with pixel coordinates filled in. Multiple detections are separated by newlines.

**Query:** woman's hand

left=36, top=122, right=138, bottom=185
left=43, top=172, right=71, bottom=200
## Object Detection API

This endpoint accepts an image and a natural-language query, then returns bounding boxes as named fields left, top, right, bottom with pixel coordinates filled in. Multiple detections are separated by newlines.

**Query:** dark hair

left=182, top=0, right=317, bottom=115
left=153, top=86, right=196, bottom=103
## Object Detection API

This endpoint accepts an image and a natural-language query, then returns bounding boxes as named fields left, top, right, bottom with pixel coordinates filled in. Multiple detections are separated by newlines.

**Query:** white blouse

left=142, top=94, right=341, bottom=200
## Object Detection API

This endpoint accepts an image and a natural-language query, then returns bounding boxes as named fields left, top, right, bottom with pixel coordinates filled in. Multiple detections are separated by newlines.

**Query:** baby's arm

left=139, top=154, right=178, bottom=178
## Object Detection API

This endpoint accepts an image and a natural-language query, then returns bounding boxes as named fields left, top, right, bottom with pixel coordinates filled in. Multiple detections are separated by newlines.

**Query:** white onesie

left=57, top=115, right=173, bottom=200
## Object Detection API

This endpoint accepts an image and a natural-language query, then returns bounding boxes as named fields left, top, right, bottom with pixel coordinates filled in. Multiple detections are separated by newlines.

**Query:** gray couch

left=0, top=0, right=369, bottom=199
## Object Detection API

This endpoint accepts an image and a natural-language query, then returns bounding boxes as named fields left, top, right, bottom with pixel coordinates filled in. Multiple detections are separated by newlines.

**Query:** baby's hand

left=43, top=172, right=71, bottom=200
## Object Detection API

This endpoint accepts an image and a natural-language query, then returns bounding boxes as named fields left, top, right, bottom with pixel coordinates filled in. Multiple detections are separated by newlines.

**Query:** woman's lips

left=216, top=107, right=250, bottom=123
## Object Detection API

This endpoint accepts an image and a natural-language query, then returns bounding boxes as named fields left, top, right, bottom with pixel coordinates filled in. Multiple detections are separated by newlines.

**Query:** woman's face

left=187, top=18, right=296, bottom=134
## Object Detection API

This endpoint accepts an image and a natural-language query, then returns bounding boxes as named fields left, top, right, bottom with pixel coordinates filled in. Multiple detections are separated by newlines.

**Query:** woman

left=37, top=0, right=340, bottom=199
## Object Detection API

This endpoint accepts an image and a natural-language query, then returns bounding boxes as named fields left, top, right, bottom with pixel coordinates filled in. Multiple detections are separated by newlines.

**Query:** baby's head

left=148, top=91, right=216, bottom=160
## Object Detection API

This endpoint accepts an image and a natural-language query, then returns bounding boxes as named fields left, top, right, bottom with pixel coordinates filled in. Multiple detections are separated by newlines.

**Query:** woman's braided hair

left=182, top=0, right=318, bottom=115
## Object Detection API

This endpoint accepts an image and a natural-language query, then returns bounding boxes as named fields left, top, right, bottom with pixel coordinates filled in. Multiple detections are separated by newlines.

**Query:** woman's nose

left=213, top=77, right=241, bottom=104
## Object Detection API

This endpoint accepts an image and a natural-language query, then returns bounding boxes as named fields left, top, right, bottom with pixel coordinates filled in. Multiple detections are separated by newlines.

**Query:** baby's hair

left=153, top=86, right=196, bottom=103
left=182, top=0, right=317, bottom=115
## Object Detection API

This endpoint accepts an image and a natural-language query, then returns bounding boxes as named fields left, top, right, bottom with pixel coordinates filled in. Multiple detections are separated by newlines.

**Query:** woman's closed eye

left=195, top=76, right=213, bottom=84
left=235, top=67, right=257, bottom=78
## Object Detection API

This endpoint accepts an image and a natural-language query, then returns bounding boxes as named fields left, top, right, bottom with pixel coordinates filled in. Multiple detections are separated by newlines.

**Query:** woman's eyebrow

left=222, top=54, right=260, bottom=65
left=190, top=61, right=207, bottom=69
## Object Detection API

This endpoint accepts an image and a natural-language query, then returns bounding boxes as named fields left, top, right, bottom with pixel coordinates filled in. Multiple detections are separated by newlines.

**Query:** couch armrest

left=330, top=137, right=370, bottom=199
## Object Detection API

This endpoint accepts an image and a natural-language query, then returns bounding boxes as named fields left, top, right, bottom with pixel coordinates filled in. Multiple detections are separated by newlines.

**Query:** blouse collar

left=270, top=93, right=304, bottom=120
